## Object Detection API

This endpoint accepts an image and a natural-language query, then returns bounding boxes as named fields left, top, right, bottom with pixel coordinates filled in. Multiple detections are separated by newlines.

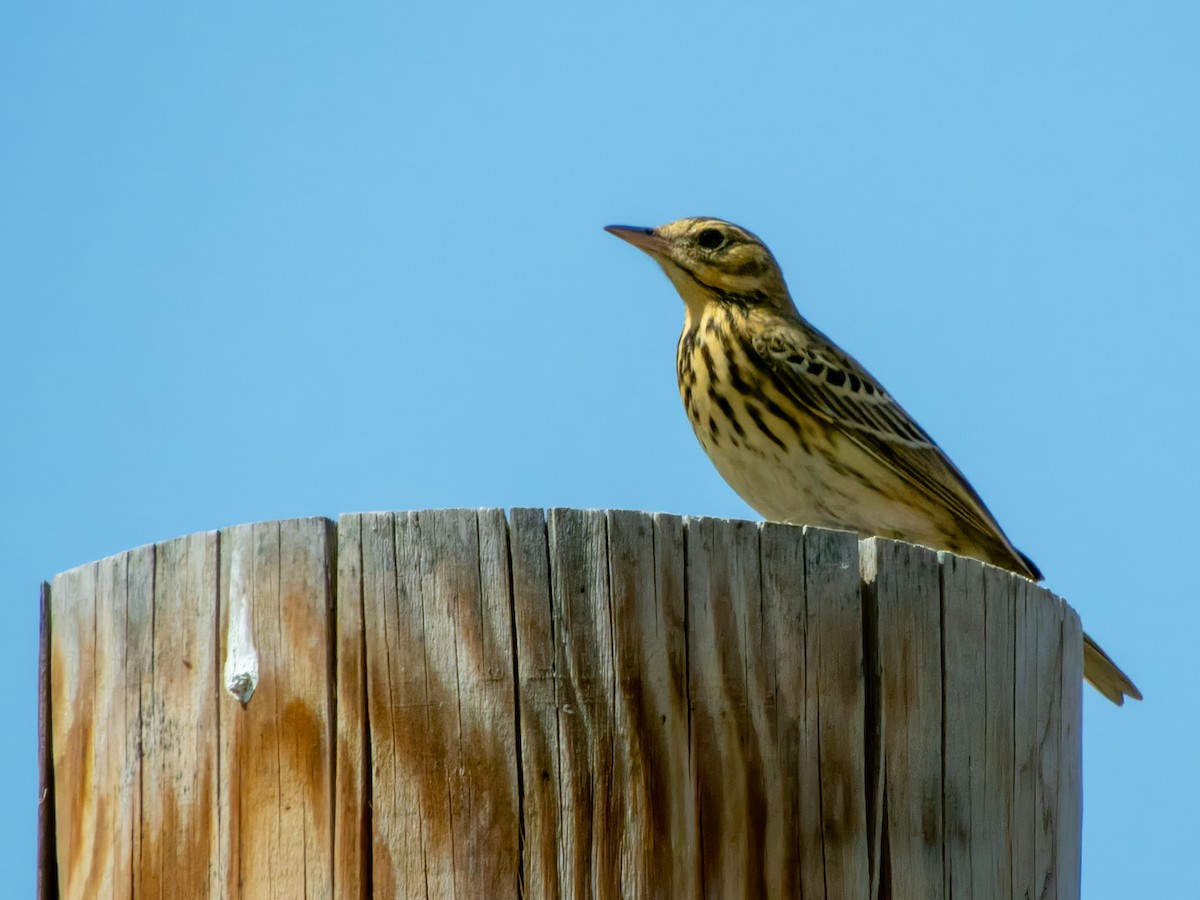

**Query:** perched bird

left=606, top=216, right=1140, bottom=706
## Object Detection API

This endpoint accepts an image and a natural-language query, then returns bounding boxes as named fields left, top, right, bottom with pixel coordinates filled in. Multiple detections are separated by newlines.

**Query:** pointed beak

left=604, top=224, right=672, bottom=259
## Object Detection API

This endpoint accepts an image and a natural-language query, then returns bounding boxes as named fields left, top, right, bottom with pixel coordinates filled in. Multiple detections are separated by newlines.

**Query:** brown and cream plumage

left=607, top=216, right=1140, bottom=705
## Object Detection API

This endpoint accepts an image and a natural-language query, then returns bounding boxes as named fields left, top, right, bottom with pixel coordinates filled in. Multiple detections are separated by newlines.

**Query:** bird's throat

left=657, top=258, right=718, bottom=318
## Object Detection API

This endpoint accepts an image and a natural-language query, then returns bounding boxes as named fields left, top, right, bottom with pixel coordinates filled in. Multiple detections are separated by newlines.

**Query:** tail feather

left=1011, top=547, right=1138, bottom=706
left=1084, top=632, right=1142, bottom=706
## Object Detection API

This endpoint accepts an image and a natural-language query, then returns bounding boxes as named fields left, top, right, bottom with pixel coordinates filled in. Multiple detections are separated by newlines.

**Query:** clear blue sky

left=2, top=4, right=1195, bottom=896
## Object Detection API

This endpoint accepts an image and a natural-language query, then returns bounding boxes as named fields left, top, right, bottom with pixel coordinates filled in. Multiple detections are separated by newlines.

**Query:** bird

left=606, top=216, right=1140, bottom=706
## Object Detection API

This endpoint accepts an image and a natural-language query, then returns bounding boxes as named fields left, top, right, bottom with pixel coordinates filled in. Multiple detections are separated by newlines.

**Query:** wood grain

left=37, top=581, right=57, bottom=900
left=1058, top=604, right=1084, bottom=899
left=334, top=513, right=370, bottom=899
left=861, top=537, right=944, bottom=900
left=49, top=556, right=96, bottom=898
left=43, top=511, right=1087, bottom=899
left=806, top=526, right=870, bottom=899
left=1033, top=583, right=1065, bottom=900
left=940, top=551, right=987, bottom=900
left=982, top=560, right=1017, bottom=900
left=546, top=507, right=618, bottom=896
left=358, top=509, right=520, bottom=897
left=508, top=507, right=561, bottom=898
left=1013, top=578, right=1038, bottom=900
left=758, top=521, right=809, bottom=899
left=685, top=515, right=764, bottom=898
left=607, top=509, right=695, bottom=897
left=215, top=518, right=337, bottom=897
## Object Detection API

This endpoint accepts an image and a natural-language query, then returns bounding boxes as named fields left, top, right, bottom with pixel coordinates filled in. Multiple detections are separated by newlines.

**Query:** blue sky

left=2, top=4, right=1196, bottom=896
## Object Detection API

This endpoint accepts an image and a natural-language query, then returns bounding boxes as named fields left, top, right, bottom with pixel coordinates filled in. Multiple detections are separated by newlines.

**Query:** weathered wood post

left=39, top=508, right=1082, bottom=899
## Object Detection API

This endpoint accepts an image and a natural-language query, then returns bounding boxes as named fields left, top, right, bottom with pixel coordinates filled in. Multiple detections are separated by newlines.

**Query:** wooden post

left=40, top=509, right=1083, bottom=899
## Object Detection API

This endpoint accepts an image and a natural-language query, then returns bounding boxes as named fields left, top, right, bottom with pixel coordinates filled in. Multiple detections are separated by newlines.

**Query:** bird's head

left=605, top=217, right=794, bottom=316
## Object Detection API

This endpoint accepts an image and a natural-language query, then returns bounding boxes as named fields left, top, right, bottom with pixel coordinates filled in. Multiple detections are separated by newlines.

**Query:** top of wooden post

left=40, top=509, right=1083, bottom=900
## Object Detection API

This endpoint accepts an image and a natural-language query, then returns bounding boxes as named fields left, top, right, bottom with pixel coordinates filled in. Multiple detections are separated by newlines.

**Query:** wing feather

left=750, top=323, right=1038, bottom=578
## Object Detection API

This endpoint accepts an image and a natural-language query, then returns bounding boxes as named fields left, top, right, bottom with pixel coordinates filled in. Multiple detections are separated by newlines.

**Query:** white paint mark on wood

left=222, top=530, right=259, bottom=704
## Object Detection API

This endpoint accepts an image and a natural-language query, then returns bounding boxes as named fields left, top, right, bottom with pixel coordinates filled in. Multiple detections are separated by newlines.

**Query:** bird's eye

left=696, top=228, right=725, bottom=250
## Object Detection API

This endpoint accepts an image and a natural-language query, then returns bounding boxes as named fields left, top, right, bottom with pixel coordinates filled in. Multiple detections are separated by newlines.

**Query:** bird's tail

left=1083, top=632, right=1142, bottom=706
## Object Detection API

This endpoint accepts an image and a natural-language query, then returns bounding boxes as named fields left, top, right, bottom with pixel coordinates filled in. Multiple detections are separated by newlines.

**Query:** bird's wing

left=750, top=323, right=1038, bottom=578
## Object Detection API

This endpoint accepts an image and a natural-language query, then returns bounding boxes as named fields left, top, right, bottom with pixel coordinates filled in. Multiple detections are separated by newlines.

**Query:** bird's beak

left=604, top=224, right=672, bottom=259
